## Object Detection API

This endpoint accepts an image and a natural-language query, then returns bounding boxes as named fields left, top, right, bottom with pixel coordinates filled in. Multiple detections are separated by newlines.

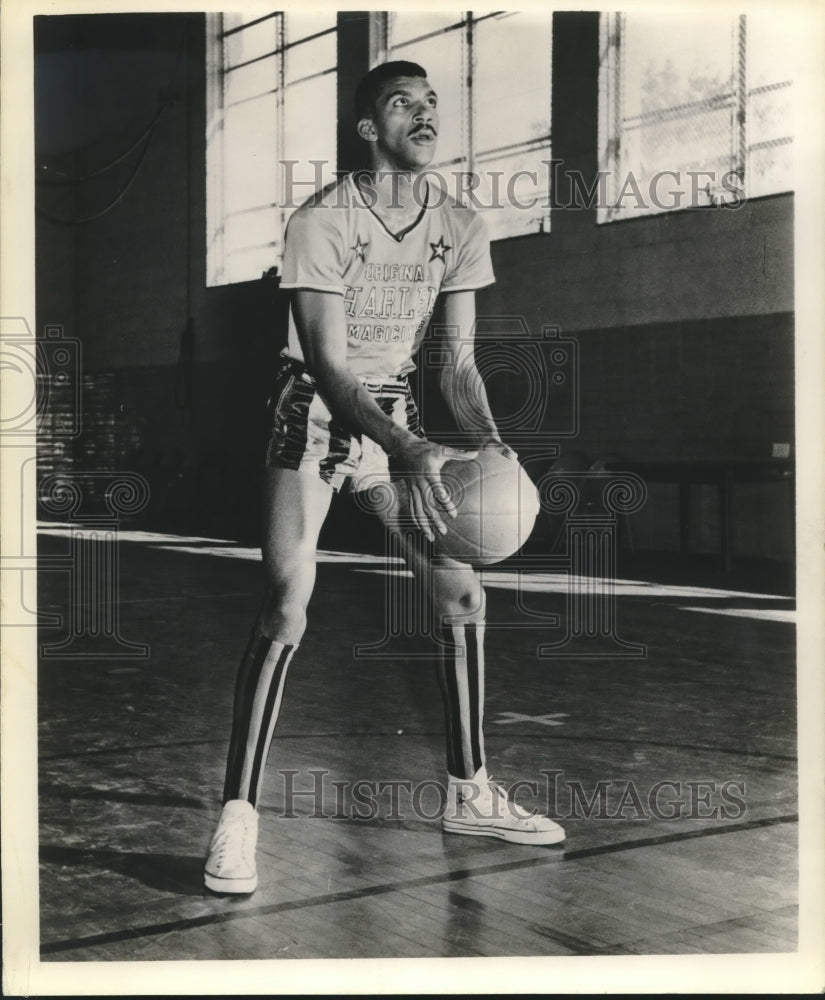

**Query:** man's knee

left=259, top=559, right=315, bottom=642
left=258, top=593, right=308, bottom=644
left=435, top=575, right=486, bottom=625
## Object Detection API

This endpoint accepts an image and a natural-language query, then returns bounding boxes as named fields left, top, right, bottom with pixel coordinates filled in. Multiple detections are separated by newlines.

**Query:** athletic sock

left=436, top=617, right=486, bottom=781
left=223, top=630, right=296, bottom=807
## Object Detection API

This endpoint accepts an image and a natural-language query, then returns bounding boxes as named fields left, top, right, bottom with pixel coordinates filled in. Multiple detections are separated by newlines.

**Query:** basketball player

left=205, top=60, right=564, bottom=894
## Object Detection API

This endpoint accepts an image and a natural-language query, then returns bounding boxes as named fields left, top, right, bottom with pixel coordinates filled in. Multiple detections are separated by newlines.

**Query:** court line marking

left=39, top=812, right=798, bottom=956
left=492, top=711, right=569, bottom=726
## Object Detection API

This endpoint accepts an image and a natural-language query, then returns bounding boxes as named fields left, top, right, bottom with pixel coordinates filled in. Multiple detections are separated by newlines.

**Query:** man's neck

left=356, top=168, right=426, bottom=214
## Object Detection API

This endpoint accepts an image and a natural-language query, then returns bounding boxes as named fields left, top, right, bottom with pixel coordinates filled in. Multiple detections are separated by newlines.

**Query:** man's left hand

left=479, top=437, right=518, bottom=462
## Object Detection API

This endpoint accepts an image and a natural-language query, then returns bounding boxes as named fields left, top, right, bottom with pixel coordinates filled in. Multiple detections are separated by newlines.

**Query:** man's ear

left=357, top=117, right=377, bottom=142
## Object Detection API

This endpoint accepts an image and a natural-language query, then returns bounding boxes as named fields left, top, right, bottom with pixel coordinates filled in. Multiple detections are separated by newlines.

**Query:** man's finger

left=440, top=446, right=478, bottom=461
left=481, top=440, right=518, bottom=461
left=428, top=477, right=457, bottom=520
left=423, top=481, right=449, bottom=534
left=408, top=481, right=434, bottom=541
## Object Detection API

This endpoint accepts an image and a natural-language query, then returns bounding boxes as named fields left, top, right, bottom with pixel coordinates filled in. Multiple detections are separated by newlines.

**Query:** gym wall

left=35, top=12, right=794, bottom=563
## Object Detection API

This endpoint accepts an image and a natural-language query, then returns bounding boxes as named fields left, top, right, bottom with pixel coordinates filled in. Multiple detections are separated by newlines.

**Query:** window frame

left=385, top=10, right=553, bottom=239
left=598, top=11, right=794, bottom=224
left=205, top=11, right=338, bottom=287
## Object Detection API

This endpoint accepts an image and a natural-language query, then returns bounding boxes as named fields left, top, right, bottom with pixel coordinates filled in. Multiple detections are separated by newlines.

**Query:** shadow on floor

left=40, top=843, right=205, bottom=897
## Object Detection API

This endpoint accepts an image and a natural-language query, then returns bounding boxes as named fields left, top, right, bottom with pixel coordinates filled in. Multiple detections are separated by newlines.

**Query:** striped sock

left=436, top=619, right=486, bottom=780
left=223, top=631, right=296, bottom=807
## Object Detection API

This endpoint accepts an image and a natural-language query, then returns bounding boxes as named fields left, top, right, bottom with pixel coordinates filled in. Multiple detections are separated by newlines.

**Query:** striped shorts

left=265, top=358, right=425, bottom=492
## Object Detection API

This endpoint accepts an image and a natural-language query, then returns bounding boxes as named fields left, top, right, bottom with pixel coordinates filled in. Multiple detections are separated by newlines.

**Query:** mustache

left=408, top=123, right=437, bottom=137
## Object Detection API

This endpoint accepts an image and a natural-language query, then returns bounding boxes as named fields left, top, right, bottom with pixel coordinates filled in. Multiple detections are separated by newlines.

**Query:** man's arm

left=438, top=290, right=516, bottom=458
left=292, top=289, right=476, bottom=539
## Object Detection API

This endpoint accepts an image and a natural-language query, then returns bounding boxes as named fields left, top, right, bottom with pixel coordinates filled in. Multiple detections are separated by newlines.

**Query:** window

left=598, top=12, right=794, bottom=221
left=205, top=12, right=337, bottom=286
left=386, top=11, right=553, bottom=240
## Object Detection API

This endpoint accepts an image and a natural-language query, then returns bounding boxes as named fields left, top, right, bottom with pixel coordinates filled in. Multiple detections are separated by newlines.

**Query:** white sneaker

left=442, top=765, right=565, bottom=845
left=204, top=799, right=259, bottom=894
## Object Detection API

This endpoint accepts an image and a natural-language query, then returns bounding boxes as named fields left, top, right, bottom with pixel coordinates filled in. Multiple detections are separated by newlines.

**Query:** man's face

left=360, top=75, right=440, bottom=171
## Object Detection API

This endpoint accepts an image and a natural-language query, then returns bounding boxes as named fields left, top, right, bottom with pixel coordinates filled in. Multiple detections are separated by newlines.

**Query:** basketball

left=434, top=451, right=540, bottom=566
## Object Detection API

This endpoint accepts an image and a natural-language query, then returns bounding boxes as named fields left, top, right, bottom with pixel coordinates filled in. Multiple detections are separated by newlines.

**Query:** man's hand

left=478, top=436, right=518, bottom=462
left=437, top=294, right=518, bottom=467
left=392, top=438, right=478, bottom=541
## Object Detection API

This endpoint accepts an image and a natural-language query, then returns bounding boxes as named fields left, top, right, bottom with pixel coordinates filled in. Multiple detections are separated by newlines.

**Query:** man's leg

left=376, top=489, right=565, bottom=845
left=433, top=571, right=487, bottom=782
left=205, top=467, right=332, bottom=893
left=223, top=466, right=333, bottom=805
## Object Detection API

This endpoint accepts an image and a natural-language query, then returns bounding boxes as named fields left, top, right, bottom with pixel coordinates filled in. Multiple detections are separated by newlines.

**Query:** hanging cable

left=35, top=27, right=189, bottom=225
left=36, top=99, right=170, bottom=186
left=35, top=128, right=156, bottom=225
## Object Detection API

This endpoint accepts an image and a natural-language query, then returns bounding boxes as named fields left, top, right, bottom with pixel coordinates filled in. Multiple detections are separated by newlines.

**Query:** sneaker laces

left=211, top=815, right=252, bottom=868
left=485, top=773, right=541, bottom=820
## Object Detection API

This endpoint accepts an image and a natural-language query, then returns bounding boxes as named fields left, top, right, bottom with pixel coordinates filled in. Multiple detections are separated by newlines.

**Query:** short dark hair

left=354, top=60, right=428, bottom=121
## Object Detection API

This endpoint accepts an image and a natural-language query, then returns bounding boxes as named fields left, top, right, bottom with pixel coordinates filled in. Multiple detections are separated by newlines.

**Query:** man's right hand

left=392, top=437, right=478, bottom=541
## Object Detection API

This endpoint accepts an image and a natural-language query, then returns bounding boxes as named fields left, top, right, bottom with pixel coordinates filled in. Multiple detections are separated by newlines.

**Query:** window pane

left=223, top=97, right=279, bottom=214
left=746, top=14, right=794, bottom=198
left=224, top=57, right=278, bottom=108
left=388, top=25, right=465, bottom=166
left=225, top=205, right=281, bottom=260
left=287, top=12, right=336, bottom=43
left=475, top=13, right=552, bottom=157
left=598, top=10, right=795, bottom=223
left=223, top=14, right=280, bottom=71
left=283, top=73, right=338, bottom=204
left=389, top=12, right=463, bottom=47
left=620, top=102, right=733, bottom=206
left=622, top=15, right=734, bottom=119
left=285, top=15, right=336, bottom=84
left=473, top=150, right=551, bottom=241
left=224, top=245, right=280, bottom=286
left=206, top=12, right=338, bottom=285
left=606, top=13, right=737, bottom=218
left=622, top=13, right=735, bottom=203
left=388, top=12, right=552, bottom=236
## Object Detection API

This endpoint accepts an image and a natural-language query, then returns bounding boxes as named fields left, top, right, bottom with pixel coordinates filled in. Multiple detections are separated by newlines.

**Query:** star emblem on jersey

left=429, top=236, right=452, bottom=262
left=351, top=235, right=369, bottom=262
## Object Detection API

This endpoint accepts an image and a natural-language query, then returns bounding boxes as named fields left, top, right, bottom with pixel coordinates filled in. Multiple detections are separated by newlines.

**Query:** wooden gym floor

left=35, top=522, right=798, bottom=963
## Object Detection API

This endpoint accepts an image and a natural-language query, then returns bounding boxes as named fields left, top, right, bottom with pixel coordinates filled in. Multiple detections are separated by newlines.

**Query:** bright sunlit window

left=387, top=11, right=553, bottom=240
left=598, top=12, right=794, bottom=221
left=205, top=12, right=337, bottom=286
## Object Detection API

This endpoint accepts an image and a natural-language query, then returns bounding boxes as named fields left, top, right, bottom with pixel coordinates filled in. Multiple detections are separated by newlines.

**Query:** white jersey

left=279, top=173, right=495, bottom=376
